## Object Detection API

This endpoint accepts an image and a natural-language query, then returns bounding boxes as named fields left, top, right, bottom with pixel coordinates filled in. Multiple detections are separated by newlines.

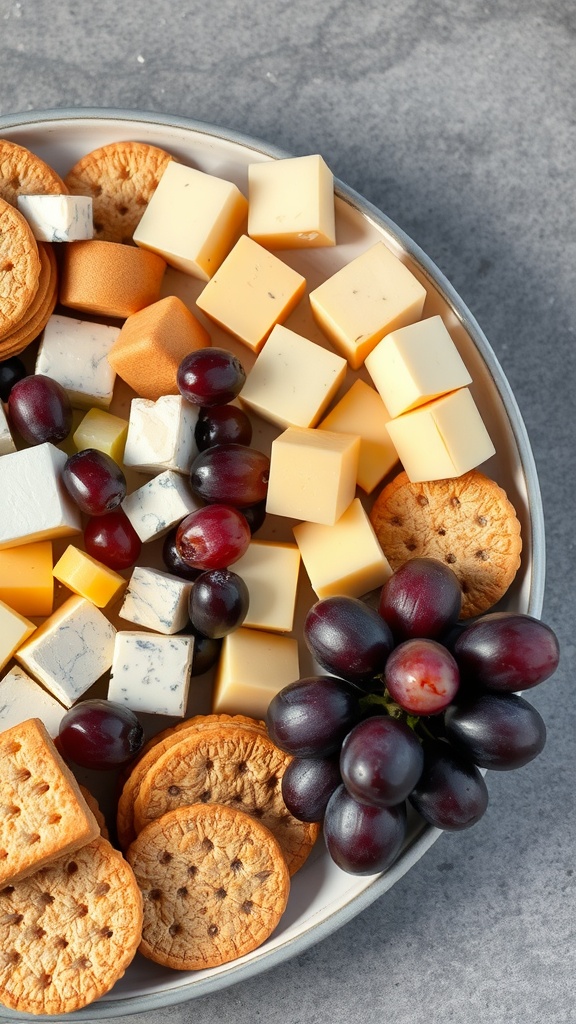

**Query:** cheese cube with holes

left=0, top=402, right=16, bottom=455
left=293, top=497, right=392, bottom=599
left=232, top=540, right=301, bottom=632
left=266, top=426, right=360, bottom=526
left=213, top=628, right=299, bottom=718
left=0, top=666, right=66, bottom=737
left=121, top=470, right=201, bottom=543
left=318, top=379, right=398, bottom=494
left=0, top=541, right=54, bottom=617
left=52, top=545, right=126, bottom=609
left=119, top=567, right=193, bottom=635
left=133, top=161, right=248, bottom=280
left=35, top=314, right=119, bottom=409
left=248, top=154, right=336, bottom=249
left=0, top=443, right=82, bottom=550
left=309, top=241, right=427, bottom=369
left=17, top=194, right=93, bottom=241
left=108, top=632, right=194, bottom=717
left=239, top=324, right=347, bottom=429
left=0, top=600, right=36, bottom=672
left=123, top=395, right=199, bottom=475
left=15, top=596, right=116, bottom=707
left=73, top=408, right=129, bottom=463
left=196, top=234, right=306, bottom=353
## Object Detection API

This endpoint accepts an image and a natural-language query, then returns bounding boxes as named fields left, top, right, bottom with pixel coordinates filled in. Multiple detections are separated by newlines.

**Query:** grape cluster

left=267, top=557, right=560, bottom=876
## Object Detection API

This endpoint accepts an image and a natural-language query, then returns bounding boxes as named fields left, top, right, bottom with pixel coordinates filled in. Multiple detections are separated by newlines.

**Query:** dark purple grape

left=58, top=699, right=144, bottom=770
left=323, top=785, right=407, bottom=875
left=8, top=374, right=72, bottom=444
left=188, top=568, right=249, bottom=638
left=378, top=557, right=462, bottom=641
left=304, top=596, right=394, bottom=689
left=444, top=692, right=546, bottom=770
left=281, top=755, right=341, bottom=822
left=0, top=355, right=26, bottom=401
left=408, top=741, right=489, bottom=830
left=84, top=509, right=141, bottom=569
left=180, top=621, right=222, bottom=676
left=162, top=527, right=202, bottom=581
left=195, top=404, right=253, bottom=450
left=340, top=716, right=424, bottom=808
left=62, top=448, right=126, bottom=515
left=241, top=500, right=267, bottom=535
left=453, top=612, right=560, bottom=693
left=266, top=675, right=362, bottom=757
left=177, top=348, right=246, bottom=407
left=176, top=505, right=251, bottom=570
left=190, top=444, right=269, bottom=508
left=385, top=638, right=460, bottom=715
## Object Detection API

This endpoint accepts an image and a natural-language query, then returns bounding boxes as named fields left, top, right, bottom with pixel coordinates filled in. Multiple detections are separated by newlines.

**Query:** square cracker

left=0, top=717, right=100, bottom=886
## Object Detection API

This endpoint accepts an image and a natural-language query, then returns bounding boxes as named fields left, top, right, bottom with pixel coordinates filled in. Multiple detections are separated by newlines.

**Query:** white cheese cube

left=266, top=427, right=360, bottom=526
left=232, top=540, right=301, bottom=632
left=119, top=567, right=193, bottom=635
left=17, top=194, right=93, bottom=242
left=0, top=402, right=16, bottom=456
left=15, top=595, right=116, bottom=708
left=0, top=443, right=82, bottom=550
left=108, top=631, right=193, bottom=717
left=248, top=154, right=336, bottom=249
left=213, top=628, right=299, bottom=719
left=123, top=395, right=199, bottom=475
left=35, top=314, right=119, bottom=410
left=121, top=470, right=201, bottom=543
left=0, top=666, right=66, bottom=737
left=318, top=379, right=398, bottom=494
left=0, top=599, right=36, bottom=671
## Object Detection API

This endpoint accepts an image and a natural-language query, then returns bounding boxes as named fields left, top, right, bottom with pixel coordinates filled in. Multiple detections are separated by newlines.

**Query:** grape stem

left=359, top=691, right=420, bottom=732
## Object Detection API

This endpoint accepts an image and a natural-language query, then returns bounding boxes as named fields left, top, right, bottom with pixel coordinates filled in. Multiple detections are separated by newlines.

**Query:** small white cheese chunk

left=108, top=631, right=194, bottom=717
left=0, top=402, right=16, bottom=456
left=119, top=567, right=193, bottom=635
left=123, top=395, right=199, bottom=475
left=0, top=665, right=66, bottom=737
left=35, top=314, right=119, bottom=410
left=121, top=470, right=201, bottom=543
left=232, top=540, right=301, bottom=632
left=266, top=426, right=360, bottom=526
left=17, top=194, right=93, bottom=242
left=318, top=379, right=398, bottom=494
left=0, top=443, right=82, bottom=550
left=0, top=599, right=36, bottom=671
left=213, top=627, right=299, bottom=719
left=248, top=154, right=336, bottom=249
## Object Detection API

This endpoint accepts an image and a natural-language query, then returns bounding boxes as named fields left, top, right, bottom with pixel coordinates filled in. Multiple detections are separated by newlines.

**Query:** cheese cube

left=119, top=567, right=193, bottom=635
left=17, top=194, right=93, bottom=242
left=0, top=599, right=36, bottom=671
left=364, top=315, right=473, bottom=418
left=213, top=628, right=299, bottom=719
left=121, top=470, right=201, bottom=543
left=248, top=154, right=336, bottom=249
left=266, top=427, right=360, bottom=526
left=0, top=443, right=82, bottom=550
left=52, top=545, right=126, bottom=609
left=108, top=631, right=193, bottom=717
left=318, top=379, right=398, bottom=494
left=0, top=541, right=54, bottom=617
left=293, top=497, right=392, bottom=599
left=233, top=540, right=301, bottom=632
left=0, top=402, right=16, bottom=456
left=0, top=666, right=66, bottom=737
left=239, top=324, right=347, bottom=429
left=385, top=387, right=496, bottom=482
left=35, top=314, right=119, bottom=410
left=15, top=595, right=116, bottom=708
left=123, top=395, right=199, bottom=475
left=196, top=234, right=306, bottom=354
left=133, top=161, right=248, bottom=281
left=73, top=408, right=128, bottom=463
left=309, top=241, right=427, bottom=370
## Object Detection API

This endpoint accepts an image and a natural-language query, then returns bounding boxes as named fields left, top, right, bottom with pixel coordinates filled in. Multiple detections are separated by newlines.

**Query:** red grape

left=266, top=675, right=362, bottom=757
left=84, top=509, right=142, bottom=569
left=188, top=568, right=249, bottom=638
left=281, top=755, right=341, bottom=822
left=162, top=527, right=201, bottom=581
left=190, top=443, right=270, bottom=508
left=58, top=699, right=144, bottom=770
left=408, top=741, right=489, bottom=830
left=177, top=347, right=246, bottom=406
left=323, top=784, right=407, bottom=875
left=195, top=404, right=252, bottom=450
left=175, top=504, right=251, bottom=570
left=378, top=556, right=462, bottom=641
left=340, top=716, right=424, bottom=808
left=453, top=612, right=560, bottom=692
left=0, top=355, right=26, bottom=401
left=8, top=374, right=72, bottom=444
left=444, top=692, right=546, bottom=770
left=304, top=596, right=394, bottom=689
left=63, top=448, right=126, bottom=515
left=385, top=638, right=460, bottom=715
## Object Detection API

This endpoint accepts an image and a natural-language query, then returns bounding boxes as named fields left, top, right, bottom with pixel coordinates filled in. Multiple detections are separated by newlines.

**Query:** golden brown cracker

left=0, top=138, right=67, bottom=208
left=0, top=241, right=57, bottom=358
left=0, top=196, right=41, bottom=337
left=79, top=785, right=110, bottom=841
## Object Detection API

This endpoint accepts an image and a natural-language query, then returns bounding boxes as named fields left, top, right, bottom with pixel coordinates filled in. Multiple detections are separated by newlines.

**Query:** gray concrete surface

left=0, top=1, right=574, bottom=1021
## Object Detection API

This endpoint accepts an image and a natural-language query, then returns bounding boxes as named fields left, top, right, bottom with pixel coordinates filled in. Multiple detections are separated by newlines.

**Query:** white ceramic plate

left=0, top=109, right=545, bottom=1021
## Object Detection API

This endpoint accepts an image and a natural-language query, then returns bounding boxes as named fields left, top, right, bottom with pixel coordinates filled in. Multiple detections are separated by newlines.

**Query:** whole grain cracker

left=79, top=785, right=110, bottom=841
left=0, top=196, right=41, bottom=337
left=0, top=241, right=57, bottom=358
left=369, top=469, right=522, bottom=618
left=127, top=803, right=289, bottom=971
left=64, top=140, right=173, bottom=244
left=0, top=138, right=68, bottom=208
left=0, top=835, right=143, bottom=1015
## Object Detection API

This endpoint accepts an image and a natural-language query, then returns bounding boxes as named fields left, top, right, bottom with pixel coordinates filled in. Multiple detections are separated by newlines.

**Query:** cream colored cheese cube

left=248, top=154, right=336, bottom=249
left=385, top=387, right=496, bottom=482
left=293, top=498, right=392, bottom=600
left=0, top=402, right=16, bottom=456
left=364, top=315, right=472, bottom=418
left=239, top=324, right=347, bottom=429
left=73, top=408, right=129, bottom=463
left=196, top=234, right=306, bottom=353
left=233, top=540, right=301, bottom=632
left=213, top=627, right=299, bottom=719
left=309, top=241, right=427, bottom=370
left=0, top=443, right=82, bottom=550
left=0, top=599, right=36, bottom=672
left=0, top=666, right=66, bottom=737
left=133, top=161, right=248, bottom=281
left=266, top=426, right=360, bottom=526
left=318, top=379, right=398, bottom=494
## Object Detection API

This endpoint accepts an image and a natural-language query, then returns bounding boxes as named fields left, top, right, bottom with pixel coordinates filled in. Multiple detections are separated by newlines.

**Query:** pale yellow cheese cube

left=318, top=379, right=398, bottom=494
left=364, top=315, right=472, bottom=418
left=195, top=234, right=306, bottom=353
left=248, top=154, right=336, bottom=249
left=0, top=600, right=36, bottom=671
left=233, top=540, right=301, bottom=632
left=293, top=498, right=392, bottom=600
left=385, top=387, right=496, bottom=482
left=213, top=627, right=299, bottom=719
left=0, top=541, right=54, bottom=617
left=239, top=324, right=347, bottom=429
left=133, top=161, right=248, bottom=281
left=73, top=408, right=128, bottom=463
left=53, top=545, right=127, bottom=609
left=309, top=241, right=427, bottom=370
left=266, top=426, right=360, bottom=525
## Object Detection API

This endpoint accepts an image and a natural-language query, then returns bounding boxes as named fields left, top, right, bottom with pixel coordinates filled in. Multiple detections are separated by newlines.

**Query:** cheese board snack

left=0, top=240, right=58, bottom=358
left=0, top=138, right=68, bottom=207
left=0, top=196, right=41, bottom=339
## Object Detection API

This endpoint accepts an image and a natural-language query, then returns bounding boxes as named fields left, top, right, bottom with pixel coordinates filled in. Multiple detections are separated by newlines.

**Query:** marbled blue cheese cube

left=0, top=665, right=66, bottom=737
left=17, top=194, right=93, bottom=242
left=35, top=314, right=120, bottom=410
left=123, top=395, right=199, bottom=475
left=121, top=470, right=201, bottom=543
left=0, top=402, right=16, bottom=456
left=108, top=631, right=194, bottom=717
left=0, top=443, right=82, bottom=550
left=119, top=566, right=193, bottom=635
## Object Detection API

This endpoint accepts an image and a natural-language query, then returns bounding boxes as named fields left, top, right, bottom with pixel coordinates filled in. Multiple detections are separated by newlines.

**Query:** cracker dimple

left=0, top=139, right=68, bottom=207
left=0, top=197, right=41, bottom=335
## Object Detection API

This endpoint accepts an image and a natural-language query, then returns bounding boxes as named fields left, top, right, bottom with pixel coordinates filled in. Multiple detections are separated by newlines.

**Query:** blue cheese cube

left=108, top=632, right=194, bottom=717
left=35, top=314, right=120, bottom=410
left=120, top=567, right=193, bottom=635
left=123, top=395, right=199, bottom=475
left=0, top=443, right=82, bottom=550
left=0, top=665, right=66, bottom=737
left=17, top=194, right=93, bottom=242
left=121, top=470, right=201, bottom=543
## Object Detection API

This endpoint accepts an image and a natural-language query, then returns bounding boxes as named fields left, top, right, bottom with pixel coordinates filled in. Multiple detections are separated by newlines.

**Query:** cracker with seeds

left=0, top=138, right=67, bottom=208
left=0, top=240, right=57, bottom=358
left=0, top=196, right=41, bottom=338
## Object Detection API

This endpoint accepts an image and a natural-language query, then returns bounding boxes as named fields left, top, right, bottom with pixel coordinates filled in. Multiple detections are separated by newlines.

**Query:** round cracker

left=0, top=138, right=67, bottom=207
left=128, top=803, right=290, bottom=971
left=64, top=140, right=173, bottom=243
left=0, top=197, right=41, bottom=337
left=0, top=242, right=57, bottom=358
left=369, top=470, right=522, bottom=618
